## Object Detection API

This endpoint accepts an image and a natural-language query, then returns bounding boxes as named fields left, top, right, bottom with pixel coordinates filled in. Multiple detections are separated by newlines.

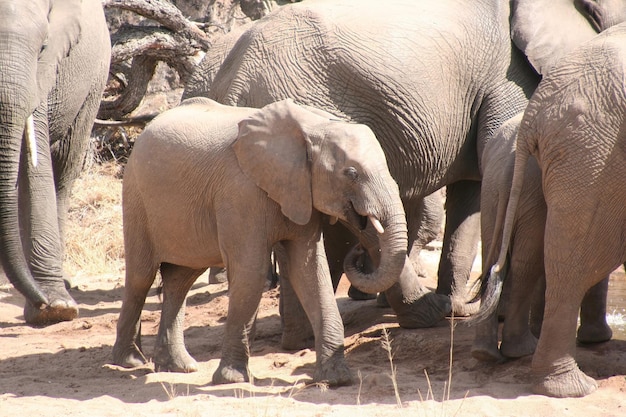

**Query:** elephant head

left=233, top=99, right=408, bottom=293
left=511, top=0, right=626, bottom=75
left=0, top=0, right=92, bottom=309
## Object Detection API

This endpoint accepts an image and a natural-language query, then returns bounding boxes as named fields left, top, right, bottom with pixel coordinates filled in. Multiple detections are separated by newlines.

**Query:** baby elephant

left=112, top=97, right=409, bottom=386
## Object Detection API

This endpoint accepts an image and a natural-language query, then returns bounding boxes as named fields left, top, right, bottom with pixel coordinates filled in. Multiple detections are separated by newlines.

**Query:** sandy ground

left=1, top=246, right=625, bottom=417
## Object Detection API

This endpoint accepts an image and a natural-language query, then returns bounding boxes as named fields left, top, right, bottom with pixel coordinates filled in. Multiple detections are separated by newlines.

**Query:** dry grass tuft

left=64, top=159, right=125, bottom=281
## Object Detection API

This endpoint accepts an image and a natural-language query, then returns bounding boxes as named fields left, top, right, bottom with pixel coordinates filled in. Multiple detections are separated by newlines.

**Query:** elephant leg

left=276, top=241, right=314, bottom=350
left=499, top=260, right=541, bottom=359
left=532, top=215, right=608, bottom=397
left=471, top=309, right=502, bottom=362
left=20, top=109, right=78, bottom=324
left=112, top=257, right=158, bottom=369
left=322, top=221, right=356, bottom=292
left=213, top=254, right=269, bottom=385
left=154, top=264, right=205, bottom=372
left=51, top=86, right=102, bottom=287
left=529, top=277, right=546, bottom=337
left=408, top=190, right=445, bottom=278
left=436, top=180, right=481, bottom=316
left=531, top=283, right=596, bottom=397
left=283, top=237, right=352, bottom=386
left=279, top=275, right=315, bottom=350
left=577, top=276, right=612, bottom=344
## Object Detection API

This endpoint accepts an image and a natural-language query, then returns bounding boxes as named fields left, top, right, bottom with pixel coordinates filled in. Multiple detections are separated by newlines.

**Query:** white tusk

left=370, top=216, right=384, bottom=234
left=25, top=114, right=38, bottom=167
left=329, top=216, right=338, bottom=225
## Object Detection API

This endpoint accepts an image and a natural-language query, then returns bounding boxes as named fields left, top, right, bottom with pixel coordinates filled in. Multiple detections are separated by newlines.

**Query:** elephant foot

left=314, top=357, right=353, bottom=387
left=348, top=285, right=377, bottom=300
left=112, top=343, right=147, bottom=369
left=471, top=341, right=503, bottom=362
left=24, top=283, right=78, bottom=325
left=577, top=322, right=613, bottom=344
left=393, top=291, right=452, bottom=329
left=532, top=366, right=597, bottom=398
left=500, top=331, right=537, bottom=359
left=212, top=361, right=250, bottom=385
left=155, top=356, right=199, bottom=373
left=154, top=346, right=199, bottom=373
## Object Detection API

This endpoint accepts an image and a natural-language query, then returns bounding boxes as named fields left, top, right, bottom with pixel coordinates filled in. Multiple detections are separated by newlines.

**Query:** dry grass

left=64, top=159, right=125, bottom=281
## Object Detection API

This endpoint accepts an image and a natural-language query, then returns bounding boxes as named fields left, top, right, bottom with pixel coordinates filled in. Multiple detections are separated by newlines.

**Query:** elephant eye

left=344, top=166, right=359, bottom=181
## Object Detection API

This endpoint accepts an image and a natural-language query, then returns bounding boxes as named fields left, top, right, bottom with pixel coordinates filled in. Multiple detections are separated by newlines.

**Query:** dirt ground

left=1, top=245, right=625, bottom=417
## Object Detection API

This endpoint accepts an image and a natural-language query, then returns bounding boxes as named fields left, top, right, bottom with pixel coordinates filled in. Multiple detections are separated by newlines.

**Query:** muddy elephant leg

left=283, top=237, right=352, bottom=386
left=436, top=180, right=481, bottom=316
left=577, top=276, right=612, bottom=344
left=154, top=264, right=205, bottom=372
left=213, top=254, right=269, bottom=385
left=20, top=109, right=78, bottom=324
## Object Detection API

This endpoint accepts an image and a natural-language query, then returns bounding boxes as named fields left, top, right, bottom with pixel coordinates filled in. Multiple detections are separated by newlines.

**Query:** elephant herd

left=2, top=0, right=626, bottom=400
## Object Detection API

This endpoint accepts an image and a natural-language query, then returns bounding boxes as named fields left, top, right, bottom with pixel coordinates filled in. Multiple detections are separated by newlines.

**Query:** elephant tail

left=470, top=118, right=534, bottom=325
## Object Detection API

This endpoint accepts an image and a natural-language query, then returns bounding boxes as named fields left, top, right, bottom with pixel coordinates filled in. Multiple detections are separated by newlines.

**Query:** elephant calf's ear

left=233, top=102, right=313, bottom=225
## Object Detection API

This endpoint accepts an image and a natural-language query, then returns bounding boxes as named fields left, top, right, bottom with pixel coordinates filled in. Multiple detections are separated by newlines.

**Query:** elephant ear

left=511, top=0, right=598, bottom=75
left=36, top=0, right=83, bottom=99
left=234, top=99, right=322, bottom=225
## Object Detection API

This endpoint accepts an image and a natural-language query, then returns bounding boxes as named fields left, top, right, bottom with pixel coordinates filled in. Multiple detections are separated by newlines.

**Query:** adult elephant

left=470, top=0, right=626, bottom=362
left=480, top=23, right=626, bottom=398
left=471, top=115, right=613, bottom=363
left=0, top=0, right=111, bottom=324
left=182, top=0, right=539, bottom=327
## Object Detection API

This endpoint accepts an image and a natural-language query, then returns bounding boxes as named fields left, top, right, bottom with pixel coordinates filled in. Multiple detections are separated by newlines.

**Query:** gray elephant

left=0, top=0, right=111, bottom=324
left=113, top=97, right=410, bottom=386
left=470, top=0, right=626, bottom=374
left=479, top=23, right=626, bottom=398
left=182, top=0, right=539, bottom=327
left=471, top=115, right=613, bottom=363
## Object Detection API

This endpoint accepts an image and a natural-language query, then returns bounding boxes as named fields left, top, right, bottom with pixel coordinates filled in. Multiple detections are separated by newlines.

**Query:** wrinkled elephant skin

left=0, top=0, right=111, bottom=324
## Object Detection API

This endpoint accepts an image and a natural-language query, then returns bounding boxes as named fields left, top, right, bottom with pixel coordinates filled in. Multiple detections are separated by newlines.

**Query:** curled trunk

left=343, top=213, right=408, bottom=294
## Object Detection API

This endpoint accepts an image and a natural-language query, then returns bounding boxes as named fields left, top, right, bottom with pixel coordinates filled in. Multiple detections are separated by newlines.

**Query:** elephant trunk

left=343, top=208, right=409, bottom=294
left=0, top=37, right=49, bottom=308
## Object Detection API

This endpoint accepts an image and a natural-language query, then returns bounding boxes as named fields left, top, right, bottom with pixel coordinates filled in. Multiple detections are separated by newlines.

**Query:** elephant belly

left=148, top=209, right=223, bottom=270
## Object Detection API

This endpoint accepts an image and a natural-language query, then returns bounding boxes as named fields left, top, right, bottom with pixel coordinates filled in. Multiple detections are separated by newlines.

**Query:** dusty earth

left=1, top=243, right=625, bottom=417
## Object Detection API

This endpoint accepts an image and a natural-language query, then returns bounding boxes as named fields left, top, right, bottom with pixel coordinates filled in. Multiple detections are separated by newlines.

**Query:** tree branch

left=102, top=0, right=211, bottom=50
